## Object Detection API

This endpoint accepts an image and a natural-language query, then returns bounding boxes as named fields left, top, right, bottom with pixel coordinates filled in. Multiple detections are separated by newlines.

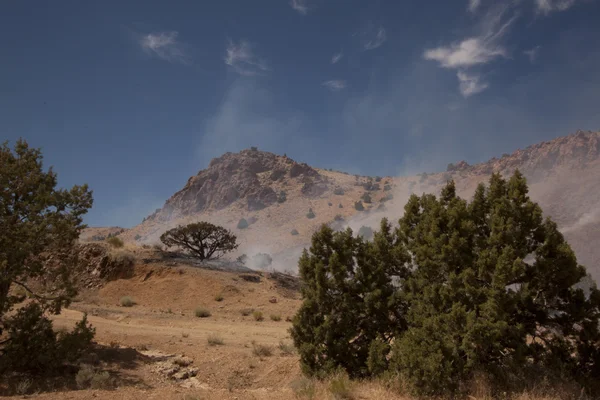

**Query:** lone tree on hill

left=292, top=171, right=600, bottom=396
left=0, top=140, right=95, bottom=373
left=160, top=222, right=238, bottom=261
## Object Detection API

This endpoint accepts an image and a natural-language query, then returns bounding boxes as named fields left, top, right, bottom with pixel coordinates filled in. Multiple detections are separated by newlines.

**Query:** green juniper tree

left=290, top=219, right=408, bottom=378
left=0, top=140, right=95, bottom=374
left=292, top=171, right=600, bottom=396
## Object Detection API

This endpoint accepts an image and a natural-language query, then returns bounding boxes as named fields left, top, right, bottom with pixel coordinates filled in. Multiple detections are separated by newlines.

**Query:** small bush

left=354, top=201, right=364, bottom=211
left=328, top=372, right=354, bottom=399
left=134, top=234, right=142, bottom=241
left=291, top=228, right=299, bottom=236
left=76, top=365, right=112, bottom=389
left=334, top=187, right=345, bottom=195
left=291, top=377, right=316, bottom=399
left=278, top=341, right=295, bottom=355
left=306, top=208, right=316, bottom=219
left=182, top=332, right=189, bottom=338
left=251, top=341, right=273, bottom=357
left=278, top=190, right=287, bottom=203
left=338, top=203, right=343, bottom=208
left=361, top=193, right=372, bottom=204
left=195, top=307, right=211, bottom=318
left=106, top=236, right=124, bottom=248
left=375, top=176, right=382, bottom=182
left=328, top=202, right=333, bottom=206
left=120, top=296, right=135, bottom=307
left=214, top=293, right=224, bottom=302
left=207, top=334, right=224, bottom=346
left=240, top=308, right=254, bottom=316
left=270, top=314, right=281, bottom=321
left=384, top=184, right=392, bottom=191
left=334, top=214, right=344, bottom=222
left=253, top=310, right=264, bottom=321
left=237, top=218, right=249, bottom=229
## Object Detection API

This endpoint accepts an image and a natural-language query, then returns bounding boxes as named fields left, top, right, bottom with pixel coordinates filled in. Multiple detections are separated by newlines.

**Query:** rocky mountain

left=100, top=130, right=600, bottom=281
left=143, top=148, right=330, bottom=222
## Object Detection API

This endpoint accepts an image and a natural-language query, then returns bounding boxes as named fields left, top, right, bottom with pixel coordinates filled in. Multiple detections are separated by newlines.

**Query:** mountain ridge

left=85, top=130, right=600, bottom=281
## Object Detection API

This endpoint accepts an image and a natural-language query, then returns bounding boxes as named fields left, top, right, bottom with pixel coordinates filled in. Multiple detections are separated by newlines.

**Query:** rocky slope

left=110, top=131, right=600, bottom=281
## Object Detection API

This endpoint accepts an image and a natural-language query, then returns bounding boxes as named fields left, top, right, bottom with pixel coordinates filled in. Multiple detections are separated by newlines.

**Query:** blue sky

left=2, top=0, right=600, bottom=227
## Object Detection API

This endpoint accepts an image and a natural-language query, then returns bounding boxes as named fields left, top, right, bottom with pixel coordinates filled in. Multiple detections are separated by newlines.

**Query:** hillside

left=86, top=130, right=600, bottom=281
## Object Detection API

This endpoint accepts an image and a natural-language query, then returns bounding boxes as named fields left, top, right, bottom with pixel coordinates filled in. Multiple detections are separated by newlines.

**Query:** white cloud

left=535, top=0, right=577, bottom=14
left=290, top=0, right=309, bottom=15
left=331, top=51, right=343, bottom=64
left=362, top=26, right=387, bottom=50
left=424, top=37, right=506, bottom=68
left=224, top=40, right=269, bottom=76
left=423, top=5, right=517, bottom=96
left=523, top=45, right=541, bottom=62
left=322, top=80, right=347, bottom=91
left=457, top=71, right=489, bottom=96
left=468, top=0, right=482, bottom=13
left=139, top=31, right=190, bottom=64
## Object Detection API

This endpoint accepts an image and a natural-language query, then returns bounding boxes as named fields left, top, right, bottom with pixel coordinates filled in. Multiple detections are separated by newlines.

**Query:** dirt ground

left=1, top=255, right=580, bottom=400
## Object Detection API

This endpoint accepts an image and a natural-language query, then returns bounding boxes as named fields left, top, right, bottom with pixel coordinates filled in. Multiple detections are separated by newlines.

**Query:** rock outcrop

left=145, top=149, right=328, bottom=222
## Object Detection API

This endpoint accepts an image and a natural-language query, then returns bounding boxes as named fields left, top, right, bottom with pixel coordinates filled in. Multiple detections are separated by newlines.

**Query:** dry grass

left=195, top=307, right=211, bottom=318
left=207, top=334, right=224, bottom=346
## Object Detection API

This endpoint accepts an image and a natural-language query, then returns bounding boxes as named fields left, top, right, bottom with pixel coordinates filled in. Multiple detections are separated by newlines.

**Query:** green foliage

left=383, top=184, right=392, bottom=191
left=195, top=307, right=211, bottom=318
left=361, top=193, right=372, bottom=204
left=375, top=176, right=382, bottom=182
left=270, top=314, right=281, bottom=321
left=291, top=229, right=300, bottom=236
left=0, top=140, right=94, bottom=373
left=367, top=338, right=389, bottom=376
left=306, top=208, right=316, bottom=219
left=120, top=296, right=135, bottom=307
left=106, top=236, right=124, bottom=248
left=292, top=172, right=600, bottom=397
left=354, top=201, right=364, bottom=211
left=0, top=303, right=95, bottom=374
left=291, top=220, right=407, bottom=378
left=160, top=222, right=238, bottom=261
left=328, top=371, right=354, bottom=399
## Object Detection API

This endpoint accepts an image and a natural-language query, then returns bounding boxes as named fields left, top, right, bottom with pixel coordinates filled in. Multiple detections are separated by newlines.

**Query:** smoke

left=561, top=208, right=600, bottom=234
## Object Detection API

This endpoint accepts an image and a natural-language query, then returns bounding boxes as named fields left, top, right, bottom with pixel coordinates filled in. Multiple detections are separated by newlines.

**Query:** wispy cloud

left=290, top=0, right=309, bottom=15
left=139, top=31, right=190, bottom=64
left=424, top=37, right=506, bottom=68
left=523, top=45, right=541, bottom=62
left=224, top=40, right=269, bottom=76
left=322, top=80, right=347, bottom=91
left=468, top=0, right=482, bottom=13
left=361, top=26, right=387, bottom=50
left=331, top=51, right=343, bottom=64
left=535, top=0, right=578, bottom=14
left=457, top=71, right=489, bottom=96
left=423, top=5, right=517, bottom=95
